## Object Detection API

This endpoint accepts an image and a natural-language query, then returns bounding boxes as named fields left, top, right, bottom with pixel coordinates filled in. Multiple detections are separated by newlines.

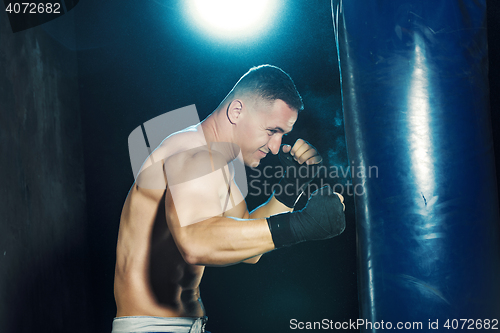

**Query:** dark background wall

left=0, top=1, right=498, bottom=333
left=0, top=6, right=91, bottom=333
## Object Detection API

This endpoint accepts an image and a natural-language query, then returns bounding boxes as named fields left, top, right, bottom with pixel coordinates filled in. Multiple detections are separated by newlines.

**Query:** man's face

left=237, top=99, right=298, bottom=167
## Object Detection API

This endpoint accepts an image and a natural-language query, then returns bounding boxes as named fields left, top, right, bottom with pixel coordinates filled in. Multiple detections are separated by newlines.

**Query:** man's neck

left=200, top=108, right=239, bottom=163
left=201, top=108, right=227, bottom=144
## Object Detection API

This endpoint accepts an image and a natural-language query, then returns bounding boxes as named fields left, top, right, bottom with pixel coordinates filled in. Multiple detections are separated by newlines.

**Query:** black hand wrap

left=274, top=146, right=323, bottom=208
left=267, top=186, right=346, bottom=248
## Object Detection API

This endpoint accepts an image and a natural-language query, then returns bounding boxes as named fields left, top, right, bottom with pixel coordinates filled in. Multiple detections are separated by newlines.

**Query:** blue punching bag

left=332, top=0, right=500, bottom=330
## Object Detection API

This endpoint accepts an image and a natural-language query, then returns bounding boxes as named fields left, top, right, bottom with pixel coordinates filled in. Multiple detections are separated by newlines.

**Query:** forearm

left=177, top=216, right=275, bottom=266
left=241, top=195, right=292, bottom=264
left=249, top=195, right=293, bottom=219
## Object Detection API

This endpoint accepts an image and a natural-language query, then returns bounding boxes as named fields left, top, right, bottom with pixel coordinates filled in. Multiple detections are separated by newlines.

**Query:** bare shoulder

left=164, top=147, right=229, bottom=186
left=120, top=126, right=207, bottom=222
left=135, top=125, right=206, bottom=191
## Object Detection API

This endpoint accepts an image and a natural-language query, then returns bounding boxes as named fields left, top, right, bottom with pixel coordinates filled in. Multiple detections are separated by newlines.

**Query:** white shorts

left=111, top=316, right=209, bottom=333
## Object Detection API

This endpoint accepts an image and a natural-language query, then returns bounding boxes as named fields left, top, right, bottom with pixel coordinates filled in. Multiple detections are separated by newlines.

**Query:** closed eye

left=267, top=127, right=289, bottom=136
left=267, top=129, right=278, bottom=136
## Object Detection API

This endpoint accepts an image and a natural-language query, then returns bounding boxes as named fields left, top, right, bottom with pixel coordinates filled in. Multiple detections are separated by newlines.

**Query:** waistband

left=111, top=315, right=208, bottom=333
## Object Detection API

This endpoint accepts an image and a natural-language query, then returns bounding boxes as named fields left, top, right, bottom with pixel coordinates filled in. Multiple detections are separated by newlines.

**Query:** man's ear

left=227, top=100, right=243, bottom=125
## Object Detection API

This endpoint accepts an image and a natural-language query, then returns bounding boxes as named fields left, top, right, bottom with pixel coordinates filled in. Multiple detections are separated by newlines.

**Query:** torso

left=114, top=124, right=245, bottom=317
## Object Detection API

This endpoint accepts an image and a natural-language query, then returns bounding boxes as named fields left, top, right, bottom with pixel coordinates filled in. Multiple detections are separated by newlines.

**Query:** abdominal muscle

left=114, top=185, right=206, bottom=318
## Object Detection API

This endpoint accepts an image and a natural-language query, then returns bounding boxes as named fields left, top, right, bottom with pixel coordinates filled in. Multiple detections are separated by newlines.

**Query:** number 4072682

left=5, top=3, right=61, bottom=14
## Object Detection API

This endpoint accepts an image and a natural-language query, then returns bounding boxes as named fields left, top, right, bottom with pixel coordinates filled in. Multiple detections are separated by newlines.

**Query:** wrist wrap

left=266, top=213, right=298, bottom=248
left=267, top=186, right=346, bottom=249
left=274, top=148, right=322, bottom=208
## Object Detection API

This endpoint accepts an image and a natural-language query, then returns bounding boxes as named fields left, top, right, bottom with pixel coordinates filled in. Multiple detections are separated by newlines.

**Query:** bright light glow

left=189, top=0, right=278, bottom=38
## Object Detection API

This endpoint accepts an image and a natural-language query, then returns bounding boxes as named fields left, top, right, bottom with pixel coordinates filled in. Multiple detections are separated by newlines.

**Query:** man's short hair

left=232, top=65, right=304, bottom=111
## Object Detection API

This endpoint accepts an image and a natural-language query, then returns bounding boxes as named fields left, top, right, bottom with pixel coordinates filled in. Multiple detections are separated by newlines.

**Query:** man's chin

left=249, top=160, right=260, bottom=168
left=246, top=156, right=262, bottom=168
left=245, top=152, right=266, bottom=168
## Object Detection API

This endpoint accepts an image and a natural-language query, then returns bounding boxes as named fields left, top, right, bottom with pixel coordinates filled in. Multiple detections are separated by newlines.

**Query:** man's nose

left=268, top=135, right=282, bottom=155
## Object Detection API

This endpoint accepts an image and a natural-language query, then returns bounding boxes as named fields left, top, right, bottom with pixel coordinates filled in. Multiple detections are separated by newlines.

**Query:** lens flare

left=189, top=0, right=278, bottom=38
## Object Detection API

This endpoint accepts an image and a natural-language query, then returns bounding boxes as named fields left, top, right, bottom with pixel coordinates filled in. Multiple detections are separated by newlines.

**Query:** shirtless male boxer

left=113, top=65, right=346, bottom=333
